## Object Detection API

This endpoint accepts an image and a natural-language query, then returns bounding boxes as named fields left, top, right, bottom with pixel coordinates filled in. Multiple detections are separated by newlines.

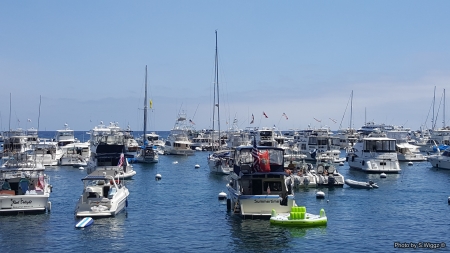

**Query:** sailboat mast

left=216, top=30, right=221, bottom=150
left=444, top=88, right=446, bottom=128
left=144, top=65, right=148, bottom=141
left=350, top=90, right=353, bottom=130
left=432, top=86, right=436, bottom=130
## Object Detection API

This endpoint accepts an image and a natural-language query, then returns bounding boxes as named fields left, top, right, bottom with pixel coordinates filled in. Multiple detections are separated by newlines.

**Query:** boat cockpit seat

left=327, top=167, right=335, bottom=174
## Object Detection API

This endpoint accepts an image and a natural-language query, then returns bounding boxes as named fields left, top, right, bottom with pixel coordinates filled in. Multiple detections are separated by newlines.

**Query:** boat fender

left=226, top=199, right=231, bottom=210
left=362, top=160, right=365, bottom=166
left=351, top=156, right=355, bottom=162
left=346, top=156, right=348, bottom=162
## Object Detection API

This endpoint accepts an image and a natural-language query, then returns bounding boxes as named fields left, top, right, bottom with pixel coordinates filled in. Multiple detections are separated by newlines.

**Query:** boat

left=56, top=124, right=91, bottom=167
left=288, top=161, right=317, bottom=188
left=226, top=139, right=296, bottom=218
left=270, top=206, right=327, bottom=227
left=296, top=127, right=345, bottom=163
left=0, top=150, right=52, bottom=214
left=86, top=122, right=136, bottom=179
left=313, top=155, right=345, bottom=187
left=31, top=139, right=63, bottom=166
left=135, top=65, right=159, bottom=163
left=207, top=31, right=233, bottom=175
left=164, top=112, right=195, bottom=156
left=344, top=179, right=379, bottom=189
left=74, top=173, right=129, bottom=218
left=427, top=148, right=450, bottom=169
left=346, top=130, right=401, bottom=173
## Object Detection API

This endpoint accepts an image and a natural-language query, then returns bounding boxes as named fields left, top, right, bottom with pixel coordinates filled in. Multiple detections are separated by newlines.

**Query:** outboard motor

left=328, top=176, right=335, bottom=185
left=368, top=180, right=374, bottom=185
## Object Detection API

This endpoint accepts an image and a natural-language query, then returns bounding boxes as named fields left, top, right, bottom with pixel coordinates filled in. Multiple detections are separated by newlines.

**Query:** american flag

left=282, top=113, right=288, bottom=120
left=252, top=136, right=260, bottom=172
left=189, top=119, right=196, bottom=125
left=117, top=153, right=125, bottom=166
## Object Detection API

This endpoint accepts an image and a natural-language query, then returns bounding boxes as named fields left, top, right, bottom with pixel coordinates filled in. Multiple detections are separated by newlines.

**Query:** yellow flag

left=149, top=99, right=153, bottom=109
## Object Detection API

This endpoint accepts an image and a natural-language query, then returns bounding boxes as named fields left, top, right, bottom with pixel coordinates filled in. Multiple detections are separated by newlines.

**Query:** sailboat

left=135, top=65, right=159, bottom=163
left=207, top=30, right=233, bottom=175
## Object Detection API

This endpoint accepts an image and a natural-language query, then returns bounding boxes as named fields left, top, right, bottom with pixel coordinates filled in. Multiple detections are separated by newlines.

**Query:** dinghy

left=345, top=179, right=378, bottom=189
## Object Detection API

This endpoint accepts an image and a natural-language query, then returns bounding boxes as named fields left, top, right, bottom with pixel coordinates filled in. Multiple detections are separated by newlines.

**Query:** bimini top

left=233, top=145, right=285, bottom=175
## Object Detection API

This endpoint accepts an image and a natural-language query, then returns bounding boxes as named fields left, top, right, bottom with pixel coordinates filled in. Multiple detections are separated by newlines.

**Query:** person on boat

left=2, top=179, right=11, bottom=190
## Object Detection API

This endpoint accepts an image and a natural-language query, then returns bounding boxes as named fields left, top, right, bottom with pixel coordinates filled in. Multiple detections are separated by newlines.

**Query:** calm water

left=1, top=131, right=449, bottom=252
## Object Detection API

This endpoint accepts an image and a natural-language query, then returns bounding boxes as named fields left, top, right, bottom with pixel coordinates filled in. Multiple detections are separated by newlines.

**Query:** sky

left=1, top=1, right=450, bottom=132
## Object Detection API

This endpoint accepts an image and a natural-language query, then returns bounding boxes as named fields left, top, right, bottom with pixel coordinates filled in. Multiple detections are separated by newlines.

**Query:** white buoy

left=380, top=172, right=387, bottom=178
left=173, top=161, right=178, bottom=164
left=448, top=197, right=450, bottom=205
left=316, top=191, right=325, bottom=199
left=78, top=166, right=84, bottom=170
left=218, top=191, right=227, bottom=200
left=408, top=161, right=413, bottom=166
left=155, top=174, right=162, bottom=180
left=195, top=164, right=200, bottom=168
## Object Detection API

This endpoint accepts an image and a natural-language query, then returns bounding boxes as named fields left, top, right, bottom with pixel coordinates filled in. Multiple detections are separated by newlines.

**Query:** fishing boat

left=74, top=173, right=129, bottom=218
left=270, top=206, right=327, bottom=227
left=344, top=179, right=379, bottom=189
left=0, top=151, right=52, bottom=214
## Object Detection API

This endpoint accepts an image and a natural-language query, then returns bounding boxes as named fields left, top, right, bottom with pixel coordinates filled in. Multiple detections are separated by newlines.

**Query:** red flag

left=263, top=112, right=268, bottom=118
left=250, top=114, right=254, bottom=124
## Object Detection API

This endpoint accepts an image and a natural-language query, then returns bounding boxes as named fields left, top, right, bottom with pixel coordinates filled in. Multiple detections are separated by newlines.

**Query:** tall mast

left=350, top=90, right=353, bottom=130
left=144, top=65, right=148, bottom=142
left=216, top=30, right=221, bottom=150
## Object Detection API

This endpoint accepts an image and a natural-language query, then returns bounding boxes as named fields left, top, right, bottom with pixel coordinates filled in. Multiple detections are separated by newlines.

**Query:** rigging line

left=338, top=92, right=351, bottom=130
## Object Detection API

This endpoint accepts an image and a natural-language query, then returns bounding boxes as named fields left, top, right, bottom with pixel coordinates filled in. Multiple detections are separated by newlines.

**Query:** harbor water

left=0, top=131, right=449, bottom=252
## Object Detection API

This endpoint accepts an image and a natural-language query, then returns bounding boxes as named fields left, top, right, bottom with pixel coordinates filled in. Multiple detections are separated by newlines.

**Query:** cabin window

left=264, top=181, right=282, bottom=192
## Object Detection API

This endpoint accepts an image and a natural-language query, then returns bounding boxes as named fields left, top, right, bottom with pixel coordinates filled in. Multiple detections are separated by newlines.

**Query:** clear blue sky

left=1, top=1, right=450, bottom=131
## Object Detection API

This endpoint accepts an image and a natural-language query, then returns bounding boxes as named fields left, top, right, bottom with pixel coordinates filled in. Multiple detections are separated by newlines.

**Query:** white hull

left=228, top=186, right=294, bottom=217
left=428, top=156, right=450, bottom=169
left=165, top=148, right=194, bottom=156
left=75, top=175, right=129, bottom=218
left=348, top=158, right=401, bottom=173
left=0, top=193, right=50, bottom=213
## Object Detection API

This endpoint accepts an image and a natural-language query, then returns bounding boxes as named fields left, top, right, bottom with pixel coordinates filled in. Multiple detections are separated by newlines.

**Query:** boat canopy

left=233, top=146, right=285, bottom=175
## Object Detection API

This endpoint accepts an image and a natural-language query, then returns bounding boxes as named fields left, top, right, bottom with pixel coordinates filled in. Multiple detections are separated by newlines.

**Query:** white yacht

left=55, top=124, right=91, bottom=167
left=347, top=131, right=401, bottom=173
left=385, top=127, right=427, bottom=162
left=296, top=127, right=344, bottom=163
left=164, top=113, right=194, bottom=156
left=226, top=145, right=295, bottom=218
left=312, top=155, right=345, bottom=187
left=74, top=173, right=129, bottom=218
left=32, top=140, right=63, bottom=166
left=427, top=148, right=450, bottom=169
left=0, top=152, right=52, bottom=214
left=141, top=132, right=165, bottom=155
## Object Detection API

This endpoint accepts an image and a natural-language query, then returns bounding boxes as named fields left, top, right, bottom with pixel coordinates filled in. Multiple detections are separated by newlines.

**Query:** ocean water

left=1, top=131, right=449, bottom=252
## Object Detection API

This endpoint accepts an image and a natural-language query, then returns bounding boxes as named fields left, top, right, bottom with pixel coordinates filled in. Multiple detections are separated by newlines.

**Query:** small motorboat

left=270, top=206, right=327, bottom=227
left=344, top=179, right=379, bottom=189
